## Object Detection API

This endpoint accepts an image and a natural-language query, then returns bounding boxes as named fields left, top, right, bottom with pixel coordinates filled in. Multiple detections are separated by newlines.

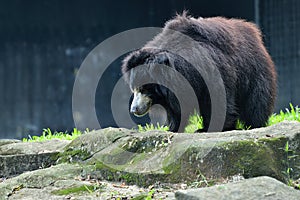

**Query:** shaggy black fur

left=122, top=13, right=277, bottom=132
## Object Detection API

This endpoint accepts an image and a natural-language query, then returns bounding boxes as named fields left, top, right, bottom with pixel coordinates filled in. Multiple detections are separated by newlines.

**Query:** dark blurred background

left=0, top=0, right=299, bottom=138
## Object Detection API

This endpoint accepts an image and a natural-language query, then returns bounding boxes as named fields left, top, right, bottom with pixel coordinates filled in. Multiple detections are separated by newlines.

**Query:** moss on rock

left=51, top=184, right=98, bottom=195
left=221, top=140, right=284, bottom=180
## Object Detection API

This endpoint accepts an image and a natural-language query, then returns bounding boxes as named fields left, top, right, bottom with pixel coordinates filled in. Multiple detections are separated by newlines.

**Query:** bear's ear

left=122, top=50, right=152, bottom=73
left=152, top=52, right=170, bottom=66
left=122, top=50, right=170, bottom=75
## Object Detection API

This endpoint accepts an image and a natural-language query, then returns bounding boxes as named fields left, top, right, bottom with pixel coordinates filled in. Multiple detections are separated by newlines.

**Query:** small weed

left=190, top=171, right=212, bottom=188
left=145, top=189, right=155, bottom=200
left=137, top=123, right=169, bottom=132
left=235, top=120, right=251, bottom=130
left=52, top=184, right=99, bottom=195
left=280, top=141, right=298, bottom=187
left=184, top=112, right=203, bottom=133
left=268, top=103, right=300, bottom=125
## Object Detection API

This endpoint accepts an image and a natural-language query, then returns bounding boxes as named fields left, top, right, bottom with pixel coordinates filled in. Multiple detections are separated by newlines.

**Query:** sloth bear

left=122, top=13, right=277, bottom=132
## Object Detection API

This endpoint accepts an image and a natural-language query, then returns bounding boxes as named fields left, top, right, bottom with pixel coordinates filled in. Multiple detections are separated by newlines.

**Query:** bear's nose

left=130, top=106, right=139, bottom=114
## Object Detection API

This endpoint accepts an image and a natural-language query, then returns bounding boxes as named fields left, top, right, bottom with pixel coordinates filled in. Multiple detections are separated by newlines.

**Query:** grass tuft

left=137, top=123, right=169, bottom=132
left=22, top=128, right=85, bottom=142
left=185, top=103, right=300, bottom=132
left=184, top=112, right=203, bottom=133
left=268, top=103, right=300, bottom=125
left=22, top=103, right=300, bottom=141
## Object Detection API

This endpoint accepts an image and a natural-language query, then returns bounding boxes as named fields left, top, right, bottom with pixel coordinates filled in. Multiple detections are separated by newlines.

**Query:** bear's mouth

left=133, top=107, right=150, bottom=117
left=131, top=101, right=152, bottom=117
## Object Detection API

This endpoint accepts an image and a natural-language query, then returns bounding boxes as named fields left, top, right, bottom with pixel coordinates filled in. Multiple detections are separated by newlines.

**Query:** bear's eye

left=139, top=88, right=147, bottom=94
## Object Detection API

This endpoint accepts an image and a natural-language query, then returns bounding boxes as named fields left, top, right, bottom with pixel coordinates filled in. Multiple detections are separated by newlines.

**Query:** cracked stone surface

left=0, top=139, right=70, bottom=177
left=176, top=176, right=300, bottom=200
left=0, top=163, right=175, bottom=200
left=0, top=121, right=300, bottom=199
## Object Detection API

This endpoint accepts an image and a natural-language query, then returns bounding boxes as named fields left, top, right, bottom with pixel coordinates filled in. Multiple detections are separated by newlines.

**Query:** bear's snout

left=130, top=105, right=140, bottom=114
left=130, top=90, right=152, bottom=117
left=130, top=104, right=149, bottom=117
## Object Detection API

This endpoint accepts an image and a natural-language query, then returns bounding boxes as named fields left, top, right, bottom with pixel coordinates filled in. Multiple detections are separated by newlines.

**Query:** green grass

left=184, top=112, right=203, bottom=133
left=281, top=141, right=299, bottom=188
left=184, top=112, right=251, bottom=133
left=51, top=184, right=101, bottom=195
left=185, top=103, right=300, bottom=132
left=137, top=123, right=169, bottom=132
left=22, top=103, right=300, bottom=142
left=22, top=128, right=83, bottom=142
left=268, top=103, right=300, bottom=125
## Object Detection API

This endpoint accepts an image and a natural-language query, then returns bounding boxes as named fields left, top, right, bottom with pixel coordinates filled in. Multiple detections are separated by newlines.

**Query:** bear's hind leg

left=198, top=112, right=238, bottom=132
left=222, top=116, right=238, bottom=131
left=239, top=88, right=273, bottom=129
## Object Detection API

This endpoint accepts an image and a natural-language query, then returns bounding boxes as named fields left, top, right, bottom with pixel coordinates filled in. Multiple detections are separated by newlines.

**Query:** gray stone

left=0, top=139, right=70, bottom=155
left=66, top=127, right=133, bottom=154
left=0, top=139, right=20, bottom=147
left=74, top=121, right=300, bottom=185
left=0, top=163, right=174, bottom=200
left=59, top=127, right=133, bottom=162
left=175, top=176, right=300, bottom=200
left=0, top=122, right=300, bottom=199
left=0, top=163, right=86, bottom=200
left=0, top=139, right=70, bottom=177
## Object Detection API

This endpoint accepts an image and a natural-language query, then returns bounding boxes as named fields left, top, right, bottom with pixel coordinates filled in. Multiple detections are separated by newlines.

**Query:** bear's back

left=161, top=14, right=262, bottom=56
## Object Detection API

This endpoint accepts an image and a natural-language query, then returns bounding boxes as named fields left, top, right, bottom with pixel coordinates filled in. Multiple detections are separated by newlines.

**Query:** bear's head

left=122, top=48, right=169, bottom=115
left=122, top=48, right=182, bottom=131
